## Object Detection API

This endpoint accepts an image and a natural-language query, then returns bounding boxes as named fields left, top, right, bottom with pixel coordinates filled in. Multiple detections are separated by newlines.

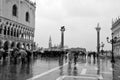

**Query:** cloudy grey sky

left=31, top=0, right=120, bottom=51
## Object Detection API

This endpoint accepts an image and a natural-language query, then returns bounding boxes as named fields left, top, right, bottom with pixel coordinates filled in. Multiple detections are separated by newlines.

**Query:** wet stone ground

left=0, top=55, right=60, bottom=80
left=0, top=54, right=120, bottom=80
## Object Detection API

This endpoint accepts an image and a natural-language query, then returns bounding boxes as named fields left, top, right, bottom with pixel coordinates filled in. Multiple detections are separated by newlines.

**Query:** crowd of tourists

left=0, top=48, right=41, bottom=64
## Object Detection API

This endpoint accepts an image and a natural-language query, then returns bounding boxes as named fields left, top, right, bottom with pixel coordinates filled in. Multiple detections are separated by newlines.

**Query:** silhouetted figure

left=67, top=60, right=72, bottom=75
left=73, top=66, right=78, bottom=76
left=93, top=52, right=96, bottom=64
left=74, top=52, right=78, bottom=65
left=3, top=51, right=8, bottom=61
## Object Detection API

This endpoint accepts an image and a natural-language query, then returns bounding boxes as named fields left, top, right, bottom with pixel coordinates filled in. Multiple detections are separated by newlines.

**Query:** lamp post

left=95, top=23, right=101, bottom=75
left=106, top=33, right=117, bottom=63
left=60, top=26, right=65, bottom=49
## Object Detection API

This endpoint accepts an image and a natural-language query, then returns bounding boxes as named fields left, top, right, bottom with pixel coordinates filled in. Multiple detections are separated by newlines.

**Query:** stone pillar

left=15, top=28, right=18, bottom=37
left=29, top=43, right=31, bottom=50
left=21, top=29, right=23, bottom=39
left=32, top=33, right=34, bottom=41
left=25, top=30, right=27, bottom=39
left=2, top=23, right=4, bottom=35
left=11, top=27, right=13, bottom=36
left=12, top=27, right=14, bottom=37
left=0, top=24, right=3, bottom=35
left=9, top=25, right=11, bottom=36
left=9, top=26, right=11, bottom=36
left=6, top=26, right=8, bottom=36
left=23, top=29, right=25, bottom=39
left=28, top=32, right=30, bottom=40
left=19, top=29, right=21, bottom=38
left=60, top=26, right=65, bottom=49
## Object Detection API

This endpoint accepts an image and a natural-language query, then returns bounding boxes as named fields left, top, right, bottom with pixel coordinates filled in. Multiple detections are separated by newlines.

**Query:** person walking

left=74, top=52, right=78, bottom=65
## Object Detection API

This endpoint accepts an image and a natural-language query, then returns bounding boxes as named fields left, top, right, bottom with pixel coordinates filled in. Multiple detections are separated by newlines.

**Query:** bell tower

left=49, top=36, right=52, bottom=49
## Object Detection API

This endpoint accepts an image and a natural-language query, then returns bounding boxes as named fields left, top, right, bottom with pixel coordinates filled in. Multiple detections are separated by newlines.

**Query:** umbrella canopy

left=19, top=49, right=27, bottom=58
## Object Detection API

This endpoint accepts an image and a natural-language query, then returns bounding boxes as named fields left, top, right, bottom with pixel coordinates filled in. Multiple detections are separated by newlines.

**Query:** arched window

left=26, top=12, right=29, bottom=22
left=12, top=4, right=17, bottom=16
left=4, top=26, right=7, bottom=35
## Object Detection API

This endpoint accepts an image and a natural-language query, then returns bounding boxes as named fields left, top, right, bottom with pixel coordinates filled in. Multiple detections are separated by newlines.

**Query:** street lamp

left=95, top=23, right=101, bottom=75
left=101, top=42, right=105, bottom=55
left=60, top=26, right=65, bottom=49
left=106, top=33, right=117, bottom=63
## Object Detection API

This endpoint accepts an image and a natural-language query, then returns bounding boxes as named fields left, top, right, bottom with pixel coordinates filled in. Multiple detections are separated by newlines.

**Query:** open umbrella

left=19, top=49, right=27, bottom=58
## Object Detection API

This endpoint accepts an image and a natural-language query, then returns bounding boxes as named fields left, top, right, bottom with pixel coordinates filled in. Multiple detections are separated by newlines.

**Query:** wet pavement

left=0, top=54, right=120, bottom=80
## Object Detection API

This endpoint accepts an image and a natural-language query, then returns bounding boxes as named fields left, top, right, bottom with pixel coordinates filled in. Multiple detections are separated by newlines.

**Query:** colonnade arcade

left=0, top=40, right=34, bottom=51
left=0, top=21, right=34, bottom=40
left=0, top=17, right=35, bottom=51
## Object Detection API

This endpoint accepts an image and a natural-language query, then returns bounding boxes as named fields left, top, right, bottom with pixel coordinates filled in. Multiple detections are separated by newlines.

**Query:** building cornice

left=21, top=0, right=36, bottom=8
left=111, top=18, right=120, bottom=30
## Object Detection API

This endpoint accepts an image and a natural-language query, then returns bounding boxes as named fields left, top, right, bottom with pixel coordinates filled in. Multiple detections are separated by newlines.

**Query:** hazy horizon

left=30, top=0, right=120, bottom=51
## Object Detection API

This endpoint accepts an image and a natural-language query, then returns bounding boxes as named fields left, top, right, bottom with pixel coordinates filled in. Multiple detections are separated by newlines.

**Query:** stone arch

left=16, top=42, right=21, bottom=49
left=6, top=21, right=9, bottom=25
left=3, top=41, right=10, bottom=51
left=11, top=42, right=16, bottom=48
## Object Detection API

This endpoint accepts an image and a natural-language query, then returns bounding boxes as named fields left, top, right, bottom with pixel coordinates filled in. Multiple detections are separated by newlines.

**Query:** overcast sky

left=31, top=0, right=120, bottom=51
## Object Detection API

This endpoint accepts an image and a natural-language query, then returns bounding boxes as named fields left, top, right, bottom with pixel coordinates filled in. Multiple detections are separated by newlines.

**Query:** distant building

left=111, top=17, right=120, bottom=56
left=0, top=0, right=36, bottom=50
left=69, top=47, right=86, bottom=53
left=48, top=36, right=52, bottom=49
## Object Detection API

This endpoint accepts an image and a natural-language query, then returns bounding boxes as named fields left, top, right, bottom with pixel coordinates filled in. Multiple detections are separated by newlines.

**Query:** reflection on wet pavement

left=0, top=54, right=120, bottom=80
left=0, top=55, right=60, bottom=80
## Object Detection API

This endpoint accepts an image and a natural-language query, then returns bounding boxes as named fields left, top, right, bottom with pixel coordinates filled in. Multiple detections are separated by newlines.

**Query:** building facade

left=0, top=0, right=36, bottom=50
left=111, top=18, right=120, bottom=56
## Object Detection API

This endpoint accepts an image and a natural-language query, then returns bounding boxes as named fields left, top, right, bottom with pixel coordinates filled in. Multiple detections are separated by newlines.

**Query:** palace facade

left=111, top=17, right=120, bottom=56
left=0, top=0, right=36, bottom=50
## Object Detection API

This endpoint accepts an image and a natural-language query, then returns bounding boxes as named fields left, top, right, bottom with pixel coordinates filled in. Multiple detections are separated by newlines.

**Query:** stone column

left=6, top=25, right=8, bottom=36
left=9, top=26, right=11, bottom=36
left=12, top=27, right=14, bottom=37
left=28, top=32, right=30, bottom=40
left=2, top=23, right=4, bottom=35
left=0, top=24, right=3, bottom=35
left=60, top=26, right=65, bottom=49
left=15, top=28, right=18, bottom=37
